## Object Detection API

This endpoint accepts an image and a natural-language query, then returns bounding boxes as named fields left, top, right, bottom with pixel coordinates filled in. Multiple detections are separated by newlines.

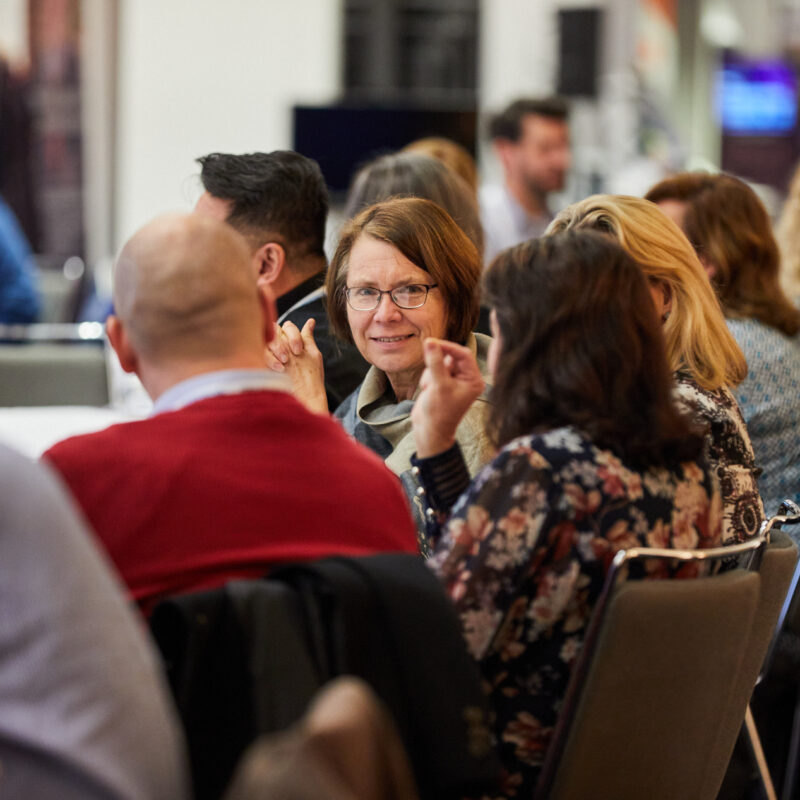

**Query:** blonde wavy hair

left=547, top=194, right=747, bottom=390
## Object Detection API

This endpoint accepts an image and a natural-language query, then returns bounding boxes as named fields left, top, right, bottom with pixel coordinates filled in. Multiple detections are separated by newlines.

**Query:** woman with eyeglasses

left=269, top=196, right=492, bottom=542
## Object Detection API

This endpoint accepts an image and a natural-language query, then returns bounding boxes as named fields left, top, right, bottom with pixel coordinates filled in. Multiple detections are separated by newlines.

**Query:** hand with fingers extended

left=411, top=337, right=486, bottom=458
left=266, top=318, right=329, bottom=414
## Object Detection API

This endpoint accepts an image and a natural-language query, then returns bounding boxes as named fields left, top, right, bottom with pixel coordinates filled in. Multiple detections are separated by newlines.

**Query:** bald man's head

left=113, top=214, right=269, bottom=368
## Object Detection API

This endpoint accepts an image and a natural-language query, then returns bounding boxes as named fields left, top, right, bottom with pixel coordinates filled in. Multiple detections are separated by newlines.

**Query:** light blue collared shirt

left=151, top=369, right=291, bottom=416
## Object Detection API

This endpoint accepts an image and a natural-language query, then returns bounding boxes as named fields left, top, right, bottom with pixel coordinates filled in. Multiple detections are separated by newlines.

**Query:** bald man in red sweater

left=44, top=214, right=418, bottom=614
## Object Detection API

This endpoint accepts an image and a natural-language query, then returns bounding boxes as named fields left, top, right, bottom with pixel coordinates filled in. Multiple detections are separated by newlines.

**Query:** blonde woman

left=548, top=194, right=762, bottom=542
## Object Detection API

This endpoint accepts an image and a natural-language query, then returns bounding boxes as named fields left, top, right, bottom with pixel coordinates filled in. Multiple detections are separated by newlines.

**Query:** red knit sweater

left=44, top=390, right=418, bottom=614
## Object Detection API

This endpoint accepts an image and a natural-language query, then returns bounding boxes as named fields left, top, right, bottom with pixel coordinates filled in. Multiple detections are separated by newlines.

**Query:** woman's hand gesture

left=266, top=319, right=329, bottom=414
left=411, top=337, right=485, bottom=458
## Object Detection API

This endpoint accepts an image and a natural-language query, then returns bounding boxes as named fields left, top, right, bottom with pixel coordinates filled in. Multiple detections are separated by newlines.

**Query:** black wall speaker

left=557, top=8, right=602, bottom=98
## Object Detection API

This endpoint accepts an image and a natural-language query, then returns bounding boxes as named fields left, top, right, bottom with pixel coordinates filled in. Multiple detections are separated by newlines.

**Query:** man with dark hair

left=480, top=97, right=571, bottom=264
left=195, top=151, right=367, bottom=409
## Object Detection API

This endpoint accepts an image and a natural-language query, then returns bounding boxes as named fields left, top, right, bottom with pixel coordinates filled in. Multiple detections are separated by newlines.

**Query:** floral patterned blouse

left=673, top=372, right=764, bottom=542
left=418, top=426, right=723, bottom=799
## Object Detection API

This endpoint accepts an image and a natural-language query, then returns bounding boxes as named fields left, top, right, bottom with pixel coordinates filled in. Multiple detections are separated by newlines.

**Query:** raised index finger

left=280, top=321, right=304, bottom=355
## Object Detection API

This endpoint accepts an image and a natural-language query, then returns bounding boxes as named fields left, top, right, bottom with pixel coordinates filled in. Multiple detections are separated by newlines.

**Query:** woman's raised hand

left=411, top=337, right=485, bottom=458
left=266, top=319, right=329, bottom=414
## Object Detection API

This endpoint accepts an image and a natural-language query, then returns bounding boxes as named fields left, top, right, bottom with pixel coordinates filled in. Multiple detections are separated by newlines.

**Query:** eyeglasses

left=344, top=283, right=439, bottom=311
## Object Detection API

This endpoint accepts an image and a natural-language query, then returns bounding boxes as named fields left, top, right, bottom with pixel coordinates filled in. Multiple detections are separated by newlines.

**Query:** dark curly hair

left=483, top=231, right=703, bottom=467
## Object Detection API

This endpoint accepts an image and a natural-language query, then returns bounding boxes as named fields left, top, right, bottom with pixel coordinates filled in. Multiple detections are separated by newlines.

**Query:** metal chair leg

left=781, top=693, right=800, bottom=800
left=745, top=704, right=778, bottom=800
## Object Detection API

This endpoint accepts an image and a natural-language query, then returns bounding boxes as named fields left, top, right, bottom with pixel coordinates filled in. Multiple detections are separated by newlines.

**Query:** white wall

left=114, top=0, right=342, bottom=248
left=0, top=0, right=28, bottom=67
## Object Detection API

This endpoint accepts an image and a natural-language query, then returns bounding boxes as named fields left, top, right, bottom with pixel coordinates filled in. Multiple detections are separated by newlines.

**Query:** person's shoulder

left=478, top=184, right=507, bottom=214
left=673, top=373, right=719, bottom=414
left=44, top=417, right=144, bottom=461
left=728, top=317, right=798, bottom=354
left=333, top=385, right=360, bottom=423
left=473, top=331, right=494, bottom=354
left=0, top=446, right=192, bottom=800
left=42, top=412, right=189, bottom=483
left=282, top=292, right=327, bottom=328
left=53, top=408, right=167, bottom=444
left=675, top=374, right=739, bottom=418
left=491, top=426, right=592, bottom=475
left=0, top=442, right=58, bottom=497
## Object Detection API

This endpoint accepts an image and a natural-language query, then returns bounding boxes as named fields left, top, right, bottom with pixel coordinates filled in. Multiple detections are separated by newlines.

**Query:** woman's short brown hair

left=646, top=172, right=800, bottom=337
left=326, top=197, right=481, bottom=346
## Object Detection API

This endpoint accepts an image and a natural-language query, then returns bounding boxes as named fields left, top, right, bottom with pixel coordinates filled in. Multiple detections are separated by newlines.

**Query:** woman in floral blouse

left=411, top=231, right=723, bottom=799
left=548, top=195, right=763, bottom=543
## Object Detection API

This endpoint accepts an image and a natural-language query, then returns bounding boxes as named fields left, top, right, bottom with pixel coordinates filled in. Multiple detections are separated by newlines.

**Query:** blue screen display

left=716, top=60, right=797, bottom=135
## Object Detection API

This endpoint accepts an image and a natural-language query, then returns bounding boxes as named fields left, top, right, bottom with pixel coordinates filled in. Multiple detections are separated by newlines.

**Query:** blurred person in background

left=344, top=151, right=484, bottom=257
left=646, top=172, right=800, bottom=515
left=402, top=136, right=478, bottom=196
left=480, top=97, right=571, bottom=265
left=411, top=232, right=722, bottom=798
left=195, top=150, right=368, bottom=409
left=548, top=194, right=762, bottom=543
left=0, top=192, right=39, bottom=323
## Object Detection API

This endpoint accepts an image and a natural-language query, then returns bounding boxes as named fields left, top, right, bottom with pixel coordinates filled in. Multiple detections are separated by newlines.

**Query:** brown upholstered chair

left=536, top=534, right=785, bottom=800
left=744, top=501, right=800, bottom=800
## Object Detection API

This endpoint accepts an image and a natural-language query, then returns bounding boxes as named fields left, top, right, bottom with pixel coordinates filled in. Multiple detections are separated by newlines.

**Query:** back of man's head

left=488, top=97, right=569, bottom=142
left=197, top=151, right=329, bottom=263
left=113, top=213, right=266, bottom=370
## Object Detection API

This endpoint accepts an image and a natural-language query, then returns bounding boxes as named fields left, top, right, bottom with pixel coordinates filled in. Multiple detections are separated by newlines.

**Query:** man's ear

left=257, top=285, right=278, bottom=346
left=106, top=315, right=139, bottom=374
left=253, top=241, right=286, bottom=287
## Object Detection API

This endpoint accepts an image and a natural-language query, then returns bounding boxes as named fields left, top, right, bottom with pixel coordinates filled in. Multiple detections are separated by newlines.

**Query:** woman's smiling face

left=345, top=234, right=448, bottom=399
